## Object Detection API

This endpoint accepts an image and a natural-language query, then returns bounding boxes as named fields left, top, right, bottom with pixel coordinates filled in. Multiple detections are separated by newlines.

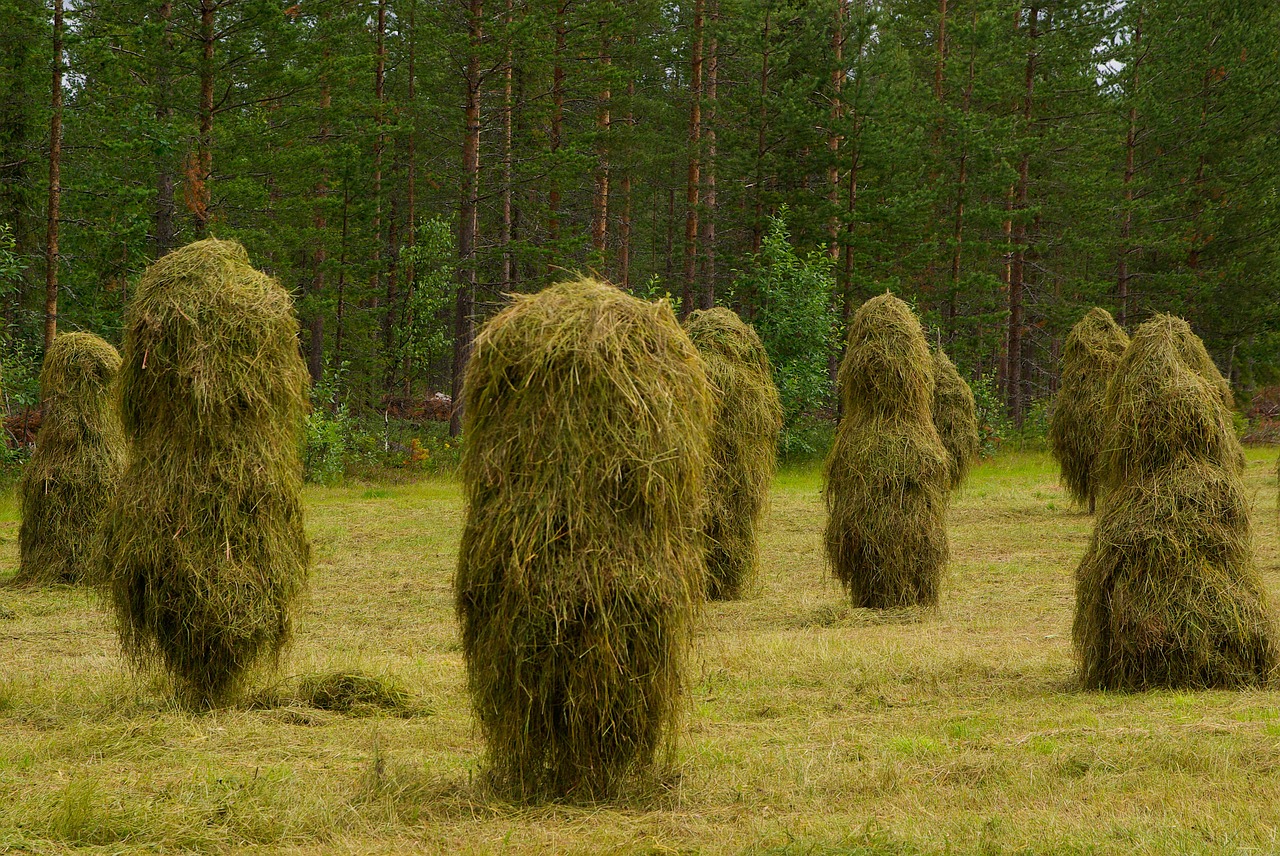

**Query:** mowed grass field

left=4, top=448, right=1280, bottom=853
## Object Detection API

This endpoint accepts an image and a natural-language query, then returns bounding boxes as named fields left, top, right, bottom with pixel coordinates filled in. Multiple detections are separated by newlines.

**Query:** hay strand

left=683, top=307, right=781, bottom=600
left=1048, top=307, right=1129, bottom=512
left=455, top=276, right=710, bottom=801
left=824, top=293, right=949, bottom=609
left=15, top=333, right=126, bottom=585
left=1073, top=314, right=1275, bottom=690
left=930, top=347, right=979, bottom=491
left=94, top=238, right=311, bottom=708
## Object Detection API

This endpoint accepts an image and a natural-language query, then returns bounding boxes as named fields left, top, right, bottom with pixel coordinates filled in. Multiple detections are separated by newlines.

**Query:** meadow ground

left=4, top=449, right=1280, bottom=854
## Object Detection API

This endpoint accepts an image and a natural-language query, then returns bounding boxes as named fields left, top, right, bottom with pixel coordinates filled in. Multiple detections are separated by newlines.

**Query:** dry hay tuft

left=930, top=347, right=979, bottom=491
left=1073, top=314, right=1275, bottom=690
left=94, top=238, right=311, bottom=708
left=683, top=307, right=782, bottom=600
left=455, top=276, right=711, bottom=801
left=15, top=333, right=126, bottom=585
left=297, top=671, right=420, bottom=716
left=1047, top=307, right=1129, bottom=512
left=824, top=293, right=949, bottom=609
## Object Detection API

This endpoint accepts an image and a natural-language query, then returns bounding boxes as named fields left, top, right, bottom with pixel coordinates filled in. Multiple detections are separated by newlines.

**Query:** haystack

left=16, top=333, right=126, bottom=585
left=930, top=347, right=979, bottom=491
left=456, top=276, right=710, bottom=801
left=1048, top=308, right=1128, bottom=512
left=824, top=293, right=949, bottom=608
left=683, top=307, right=781, bottom=600
left=94, top=238, right=311, bottom=707
left=1073, top=315, right=1275, bottom=690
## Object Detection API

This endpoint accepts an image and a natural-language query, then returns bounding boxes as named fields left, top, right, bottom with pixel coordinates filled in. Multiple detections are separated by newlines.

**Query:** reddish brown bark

left=44, top=0, right=64, bottom=352
left=452, top=0, right=483, bottom=437
left=682, top=0, right=704, bottom=317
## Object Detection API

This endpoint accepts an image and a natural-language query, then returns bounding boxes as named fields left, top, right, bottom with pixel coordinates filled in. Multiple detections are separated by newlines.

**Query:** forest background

left=1, top=0, right=1278, bottom=471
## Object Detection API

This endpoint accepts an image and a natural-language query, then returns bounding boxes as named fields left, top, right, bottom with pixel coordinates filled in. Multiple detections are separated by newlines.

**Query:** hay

left=824, top=293, right=949, bottom=609
left=93, top=238, right=311, bottom=708
left=455, top=276, right=710, bottom=801
left=930, top=347, right=979, bottom=491
left=15, top=333, right=126, bottom=586
left=683, top=307, right=781, bottom=600
left=297, top=671, right=420, bottom=716
left=1073, top=315, right=1275, bottom=690
left=1048, top=308, right=1129, bottom=513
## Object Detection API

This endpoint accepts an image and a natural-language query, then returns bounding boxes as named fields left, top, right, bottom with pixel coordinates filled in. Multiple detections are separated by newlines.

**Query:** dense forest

left=1, top=0, right=1278, bottom=437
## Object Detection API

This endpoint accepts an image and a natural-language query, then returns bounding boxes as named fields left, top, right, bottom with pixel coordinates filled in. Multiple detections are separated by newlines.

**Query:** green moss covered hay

left=1073, top=314, right=1275, bottom=690
left=456, top=276, right=710, bottom=801
left=930, top=347, right=979, bottom=491
left=683, top=307, right=781, bottom=600
left=1047, top=308, right=1129, bottom=513
left=824, top=293, right=949, bottom=609
left=94, top=238, right=311, bottom=707
left=16, top=333, right=126, bottom=586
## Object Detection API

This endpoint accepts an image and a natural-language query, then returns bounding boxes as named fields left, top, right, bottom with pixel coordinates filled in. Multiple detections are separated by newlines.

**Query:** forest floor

left=4, top=449, right=1280, bottom=854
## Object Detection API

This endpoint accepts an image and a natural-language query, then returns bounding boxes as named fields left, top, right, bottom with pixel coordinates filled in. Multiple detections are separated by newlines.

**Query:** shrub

left=824, top=293, right=949, bottom=608
left=94, top=239, right=311, bottom=707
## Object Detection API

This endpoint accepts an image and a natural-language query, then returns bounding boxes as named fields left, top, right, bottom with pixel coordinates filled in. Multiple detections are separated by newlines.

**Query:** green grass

left=3, top=449, right=1280, bottom=852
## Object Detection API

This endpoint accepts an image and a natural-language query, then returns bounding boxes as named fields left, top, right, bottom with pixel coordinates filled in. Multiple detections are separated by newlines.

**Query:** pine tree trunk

left=592, top=23, right=611, bottom=258
left=752, top=7, right=771, bottom=256
left=453, top=0, right=483, bottom=437
left=548, top=3, right=566, bottom=252
left=501, top=0, right=513, bottom=292
left=682, top=0, right=704, bottom=317
left=190, top=0, right=215, bottom=233
left=152, top=1, right=176, bottom=255
left=1007, top=4, right=1038, bottom=426
left=44, top=0, right=64, bottom=352
left=698, top=10, right=717, bottom=310
left=1117, top=6, right=1141, bottom=325
left=308, top=41, right=332, bottom=385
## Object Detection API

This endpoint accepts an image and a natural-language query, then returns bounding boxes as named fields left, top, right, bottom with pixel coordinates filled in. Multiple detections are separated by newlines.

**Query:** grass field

left=4, top=448, right=1280, bottom=854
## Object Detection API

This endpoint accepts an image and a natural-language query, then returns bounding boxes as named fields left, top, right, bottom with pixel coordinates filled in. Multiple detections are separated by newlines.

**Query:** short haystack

left=94, top=238, right=311, bottom=707
left=16, top=333, right=126, bottom=585
left=1073, top=315, right=1275, bottom=690
left=684, top=307, right=782, bottom=599
left=1048, top=308, right=1129, bottom=512
left=824, top=294, right=949, bottom=608
left=930, top=347, right=979, bottom=491
left=455, top=276, right=711, bottom=801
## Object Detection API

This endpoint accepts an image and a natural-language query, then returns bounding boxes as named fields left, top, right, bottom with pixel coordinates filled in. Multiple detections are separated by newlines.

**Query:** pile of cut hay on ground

left=684, top=307, right=781, bottom=600
left=1073, top=313, right=1275, bottom=690
left=455, top=276, right=710, bottom=800
left=930, top=347, right=979, bottom=491
left=825, top=293, right=949, bottom=608
left=94, top=238, right=311, bottom=707
left=1048, top=307, right=1129, bottom=513
left=16, top=333, right=126, bottom=585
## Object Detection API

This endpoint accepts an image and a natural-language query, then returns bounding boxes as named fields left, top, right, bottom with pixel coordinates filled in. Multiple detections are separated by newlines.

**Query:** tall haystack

left=930, top=347, right=979, bottom=491
left=824, top=293, right=949, bottom=608
left=1048, top=307, right=1129, bottom=513
left=15, top=333, right=126, bottom=585
left=684, top=307, right=782, bottom=600
left=456, top=276, right=710, bottom=801
left=1073, top=315, right=1275, bottom=690
left=94, top=238, right=311, bottom=707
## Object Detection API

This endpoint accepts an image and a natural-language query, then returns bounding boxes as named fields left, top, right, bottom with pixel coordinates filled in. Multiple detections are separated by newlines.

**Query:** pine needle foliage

left=16, top=333, right=126, bottom=585
left=930, top=347, right=979, bottom=491
left=455, top=276, right=711, bottom=802
left=1073, top=314, right=1276, bottom=690
left=683, top=307, right=782, bottom=600
left=94, top=239, right=311, bottom=708
left=824, top=294, right=949, bottom=609
left=1048, top=308, right=1129, bottom=512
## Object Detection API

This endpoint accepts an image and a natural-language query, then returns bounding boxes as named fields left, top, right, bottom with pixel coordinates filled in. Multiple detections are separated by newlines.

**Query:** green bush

left=303, top=365, right=354, bottom=486
left=970, top=372, right=1010, bottom=457
left=733, top=212, right=837, bottom=458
